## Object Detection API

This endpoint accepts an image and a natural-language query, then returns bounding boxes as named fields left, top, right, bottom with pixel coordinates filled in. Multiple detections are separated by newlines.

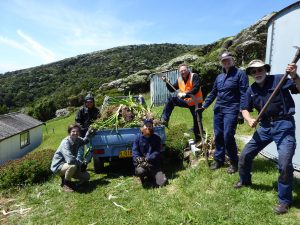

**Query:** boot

left=274, top=203, right=289, bottom=215
left=210, top=160, right=224, bottom=170
left=234, top=180, right=252, bottom=189
left=62, top=180, right=75, bottom=192
left=227, top=164, right=238, bottom=174
left=60, top=176, right=65, bottom=187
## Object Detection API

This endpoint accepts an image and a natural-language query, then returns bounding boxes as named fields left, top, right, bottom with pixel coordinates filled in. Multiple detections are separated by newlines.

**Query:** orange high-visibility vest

left=178, top=73, right=203, bottom=106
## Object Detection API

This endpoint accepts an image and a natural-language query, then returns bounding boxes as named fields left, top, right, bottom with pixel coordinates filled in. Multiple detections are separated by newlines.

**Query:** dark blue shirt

left=243, top=75, right=299, bottom=119
left=203, top=66, right=249, bottom=114
left=132, top=133, right=162, bottom=166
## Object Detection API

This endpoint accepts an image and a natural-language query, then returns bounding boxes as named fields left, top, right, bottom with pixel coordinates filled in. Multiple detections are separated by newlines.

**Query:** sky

left=0, top=0, right=298, bottom=74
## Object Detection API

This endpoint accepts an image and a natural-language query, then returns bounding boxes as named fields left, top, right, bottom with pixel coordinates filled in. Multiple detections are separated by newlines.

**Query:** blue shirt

left=132, top=133, right=162, bottom=166
left=243, top=75, right=299, bottom=119
left=203, top=66, right=249, bottom=114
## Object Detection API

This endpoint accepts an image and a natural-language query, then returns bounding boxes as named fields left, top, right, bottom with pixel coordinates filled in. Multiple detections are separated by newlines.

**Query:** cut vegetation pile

left=91, top=95, right=162, bottom=130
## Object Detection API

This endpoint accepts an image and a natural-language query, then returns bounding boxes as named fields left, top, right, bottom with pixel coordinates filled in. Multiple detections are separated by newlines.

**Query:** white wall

left=0, top=126, right=43, bottom=165
left=264, top=3, right=300, bottom=170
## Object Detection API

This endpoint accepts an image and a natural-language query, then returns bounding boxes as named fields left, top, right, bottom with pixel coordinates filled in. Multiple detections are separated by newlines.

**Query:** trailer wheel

left=93, top=157, right=105, bottom=174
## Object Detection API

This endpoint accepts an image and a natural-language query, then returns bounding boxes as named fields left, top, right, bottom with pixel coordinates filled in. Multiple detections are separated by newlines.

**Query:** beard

left=254, top=73, right=266, bottom=84
left=141, top=127, right=154, bottom=137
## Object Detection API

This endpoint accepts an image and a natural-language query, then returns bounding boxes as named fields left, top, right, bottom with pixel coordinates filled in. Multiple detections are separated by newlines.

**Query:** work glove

left=177, top=92, right=186, bottom=98
left=237, top=112, right=244, bottom=124
left=161, top=76, right=169, bottom=83
left=195, top=107, right=205, bottom=114
left=81, top=161, right=88, bottom=172
left=86, top=127, right=96, bottom=138
left=136, top=156, right=146, bottom=164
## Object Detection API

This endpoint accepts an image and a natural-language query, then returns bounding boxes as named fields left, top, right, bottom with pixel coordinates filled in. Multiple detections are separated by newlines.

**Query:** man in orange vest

left=161, top=63, right=204, bottom=142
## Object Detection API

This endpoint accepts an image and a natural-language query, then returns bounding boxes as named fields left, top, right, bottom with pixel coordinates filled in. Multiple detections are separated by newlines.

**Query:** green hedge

left=0, top=149, right=55, bottom=189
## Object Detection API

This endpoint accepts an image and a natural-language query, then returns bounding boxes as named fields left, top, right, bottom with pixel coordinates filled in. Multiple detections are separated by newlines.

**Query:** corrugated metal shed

left=0, top=113, right=43, bottom=141
left=263, top=1, right=300, bottom=171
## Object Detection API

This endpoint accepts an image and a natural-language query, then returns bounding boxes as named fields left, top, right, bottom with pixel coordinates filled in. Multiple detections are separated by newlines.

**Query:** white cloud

left=0, top=36, right=33, bottom=55
left=9, top=0, right=153, bottom=50
left=17, top=30, right=56, bottom=63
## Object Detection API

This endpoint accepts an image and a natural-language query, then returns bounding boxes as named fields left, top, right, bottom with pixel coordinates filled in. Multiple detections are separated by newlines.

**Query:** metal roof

left=0, top=113, right=43, bottom=141
left=267, top=1, right=300, bottom=26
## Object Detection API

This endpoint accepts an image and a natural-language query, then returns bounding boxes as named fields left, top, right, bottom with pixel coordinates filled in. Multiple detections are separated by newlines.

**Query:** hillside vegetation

left=0, top=44, right=195, bottom=118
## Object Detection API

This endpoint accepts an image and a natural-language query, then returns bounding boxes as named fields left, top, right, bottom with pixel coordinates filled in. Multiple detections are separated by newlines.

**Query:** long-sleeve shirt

left=132, top=133, right=162, bottom=167
left=166, top=72, right=201, bottom=96
left=203, top=66, right=249, bottom=114
left=75, top=106, right=100, bottom=136
left=50, top=136, right=90, bottom=173
left=242, top=74, right=299, bottom=119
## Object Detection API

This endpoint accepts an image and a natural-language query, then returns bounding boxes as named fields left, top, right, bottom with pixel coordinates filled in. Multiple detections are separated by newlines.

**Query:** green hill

left=0, top=44, right=196, bottom=116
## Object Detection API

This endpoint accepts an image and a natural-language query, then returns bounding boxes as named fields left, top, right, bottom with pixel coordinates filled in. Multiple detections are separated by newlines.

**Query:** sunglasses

left=251, top=67, right=265, bottom=74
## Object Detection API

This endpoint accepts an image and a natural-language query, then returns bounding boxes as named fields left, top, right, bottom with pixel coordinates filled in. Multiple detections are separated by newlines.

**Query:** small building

left=0, top=112, right=43, bottom=165
left=263, top=1, right=300, bottom=171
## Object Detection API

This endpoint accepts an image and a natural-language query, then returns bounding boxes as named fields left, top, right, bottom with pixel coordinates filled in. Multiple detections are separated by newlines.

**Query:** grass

left=0, top=100, right=299, bottom=224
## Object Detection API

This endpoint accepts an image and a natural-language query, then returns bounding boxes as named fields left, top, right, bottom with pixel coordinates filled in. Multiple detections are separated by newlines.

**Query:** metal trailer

left=263, top=1, right=300, bottom=171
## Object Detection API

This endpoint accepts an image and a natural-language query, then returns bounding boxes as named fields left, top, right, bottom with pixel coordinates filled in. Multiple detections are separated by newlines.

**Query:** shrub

left=165, top=123, right=190, bottom=160
left=0, top=149, right=55, bottom=189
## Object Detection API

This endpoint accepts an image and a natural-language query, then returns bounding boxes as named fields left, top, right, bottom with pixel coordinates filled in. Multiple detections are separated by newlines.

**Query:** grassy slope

left=1, top=103, right=299, bottom=224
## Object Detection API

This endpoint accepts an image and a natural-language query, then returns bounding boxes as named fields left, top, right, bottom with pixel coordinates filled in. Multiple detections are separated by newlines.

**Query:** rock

left=55, top=108, right=70, bottom=117
left=155, top=53, right=199, bottom=71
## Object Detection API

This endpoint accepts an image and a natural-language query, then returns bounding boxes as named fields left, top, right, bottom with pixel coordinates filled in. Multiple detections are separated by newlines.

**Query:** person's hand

left=86, top=127, right=96, bottom=138
left=177, top=92, right=186, bottom=98
left=196, top=107, right=205, bottom=113
left=247, top=118, right=258, bottom=128
left=237, top=112, right=244, bottom=124
left=81, top=161, right=88, bottom=172
left=136, top=156, right=145, bottom=164
left=286, top=63, right=298, bottom=79
left=161, top=76, right=169, bottom=83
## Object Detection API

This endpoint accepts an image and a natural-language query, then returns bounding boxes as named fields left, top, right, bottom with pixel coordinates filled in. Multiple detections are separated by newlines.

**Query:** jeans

left=213, top=111, right=239, bottom=165
left=162, top=96, right=203, bottom=139
left=238, top=117, right=296, bottom=205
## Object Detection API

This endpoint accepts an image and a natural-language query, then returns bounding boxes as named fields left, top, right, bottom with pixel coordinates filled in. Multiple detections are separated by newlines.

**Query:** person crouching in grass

left=50, top=124, right=94, bottom=192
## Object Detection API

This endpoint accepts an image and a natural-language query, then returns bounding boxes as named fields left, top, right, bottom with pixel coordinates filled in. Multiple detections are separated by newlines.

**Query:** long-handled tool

left=159, top=75, right=208, bottom=166
left=254, top=46, right=300, bottom=124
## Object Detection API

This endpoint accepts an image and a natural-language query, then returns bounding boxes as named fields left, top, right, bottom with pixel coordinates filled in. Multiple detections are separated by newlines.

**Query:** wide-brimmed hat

left=246, top=59, right=271, bottom=75
left=219, top=52, right=234, bottom=61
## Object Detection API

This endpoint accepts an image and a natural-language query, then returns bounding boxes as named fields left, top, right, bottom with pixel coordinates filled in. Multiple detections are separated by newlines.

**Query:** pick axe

left=254, top=46, right=300, bottom=124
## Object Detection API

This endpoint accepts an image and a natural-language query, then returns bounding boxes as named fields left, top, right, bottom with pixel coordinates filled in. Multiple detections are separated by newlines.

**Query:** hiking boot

left=227, top=165, right=238, bottom=174
left=60, top=176, right=65, bottom=187
left=274, top=203, right=289, bottom=215
left=161, top=119, right=169, bottom=128
left=62, top=180, right=75, bottom=192
left=234, top=180, right=252, bottom=189
left=210, top=161, right=224, bottom=170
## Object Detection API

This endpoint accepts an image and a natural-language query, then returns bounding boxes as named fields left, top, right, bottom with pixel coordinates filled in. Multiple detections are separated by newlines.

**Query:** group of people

left=161, top=53, right=299, bottom=214
left=50, top=51, right=299, bottom=214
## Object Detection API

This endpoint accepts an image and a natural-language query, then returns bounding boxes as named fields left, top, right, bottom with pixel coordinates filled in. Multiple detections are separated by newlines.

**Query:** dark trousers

left=135, top=165, right=167, bottom=187
left=238, top=118, right=296, bottom=205
left=162, top=96, right=203, bottom=139
left=213, top=111, right=239, bottom=165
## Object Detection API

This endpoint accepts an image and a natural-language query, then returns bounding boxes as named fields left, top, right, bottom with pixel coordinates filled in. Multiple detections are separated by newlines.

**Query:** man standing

left=234, top=60, right=299, bottom=214
left=132, top=119, right=167, bottom=187
left=161, top=63, right=204, bottom=142
left=202, top=52, right=249, bottom=173
left=75, top=93, right=100, bottom=137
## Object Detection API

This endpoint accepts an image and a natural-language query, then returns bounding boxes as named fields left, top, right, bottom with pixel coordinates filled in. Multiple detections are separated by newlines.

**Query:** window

left=20, top=131, right=30, bottom=148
